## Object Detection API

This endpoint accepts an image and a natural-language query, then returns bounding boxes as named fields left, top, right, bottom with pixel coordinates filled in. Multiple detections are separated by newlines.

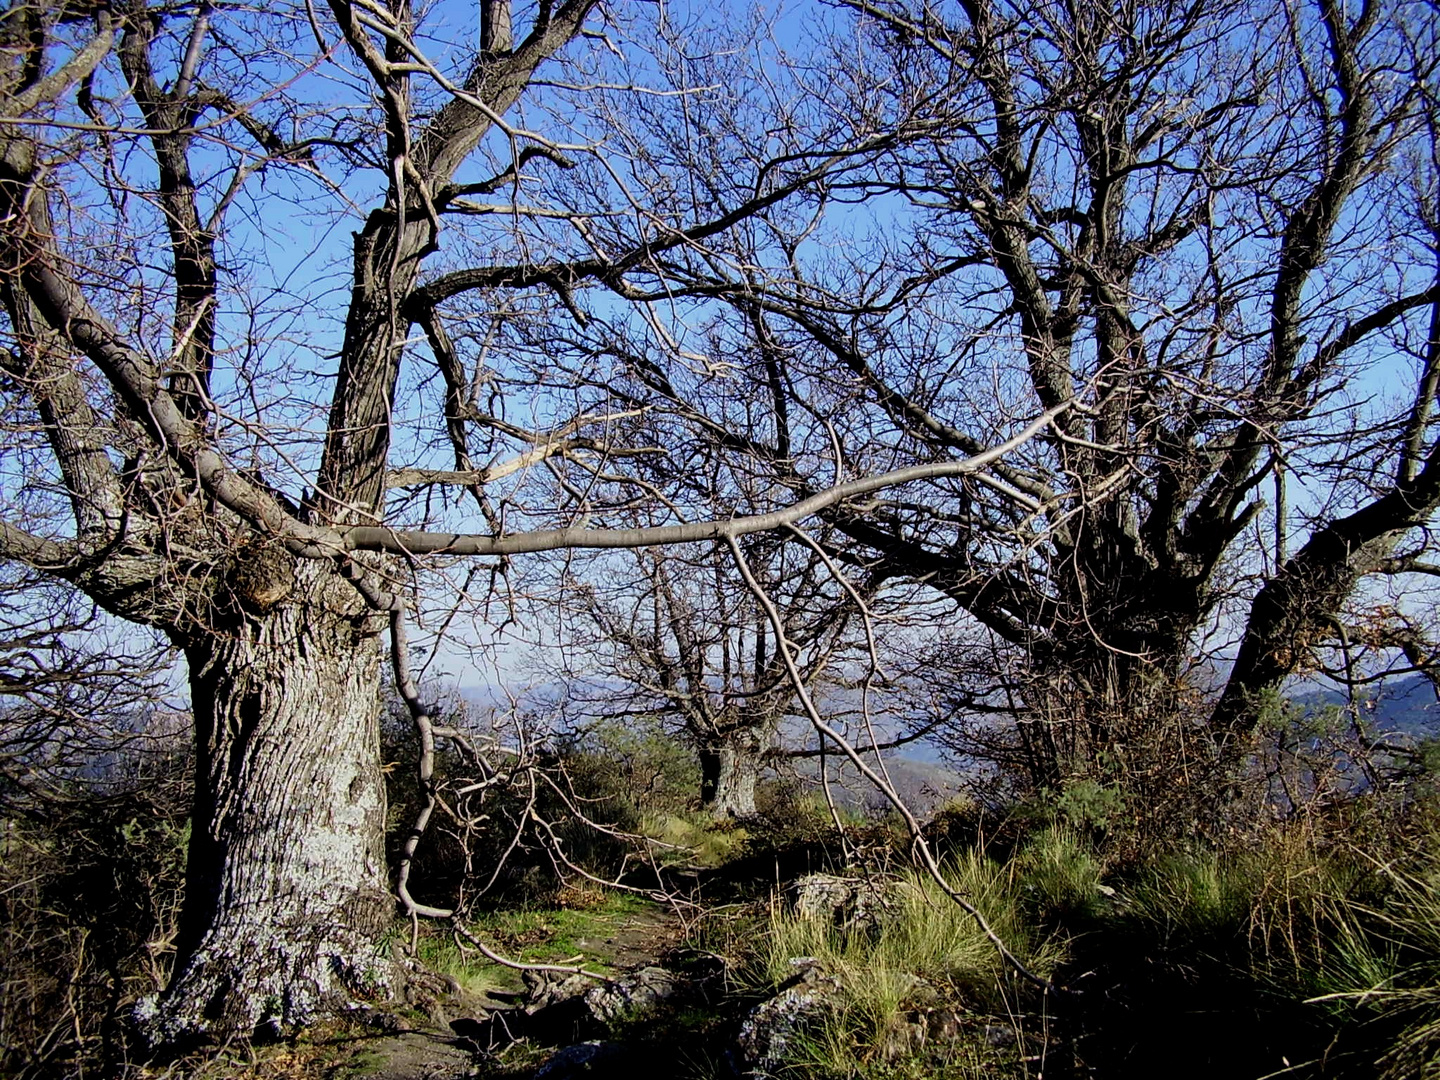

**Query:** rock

left=903, top=976, right=941, bottom=1010
left=877, top=1012, right=930, bottom=1063
left=736, top=957, right=843, bottom=1074
left=337, top=1030, right=479, bottom=1080
left=985, top=1021, right=1018, bottom=1048
left=790, top=875, right=856, bottom=920
left=788, top=873, right=907, bottom=934
left=534, top=1040, right=630, bottom=1079
left=511, top=965, right=686, bottom=1046
left=524, top=969, right=597, bottom=1011
left=925, top=1007, right=963, bottom=1044
left=582, top=966, right=680, bottom=1025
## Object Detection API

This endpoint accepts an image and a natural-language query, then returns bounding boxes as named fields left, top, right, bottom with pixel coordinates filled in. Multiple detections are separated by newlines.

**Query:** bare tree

left=559, top=532, right=895, bottom=818
left=19, top=0, right=1422, bottom=1047
left=0, top=0, right=1057, bottom=1043
left=582, top=0, right=1440, bottom=790
left=0, top=0, right=728, bottom=1042
left=0, top=571, right=175, bottom=814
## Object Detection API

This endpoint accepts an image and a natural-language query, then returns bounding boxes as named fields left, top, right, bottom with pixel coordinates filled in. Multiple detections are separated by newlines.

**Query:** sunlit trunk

left=137, top=562, right=393, bottom=1045
left=700, top=735, right=764, bottom=818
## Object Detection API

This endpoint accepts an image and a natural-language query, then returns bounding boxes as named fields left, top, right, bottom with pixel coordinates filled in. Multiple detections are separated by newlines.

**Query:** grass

left=731, top=850, right=1075, bottom=1079
left=642, top=811, right=750, bottom=867
left=1303, top=860, right=1440, bottom=1078
left=1116, top=828, right=1367, bottom=978
left=392, top=812, right=1440, bottom=1080
left=417, top=889, right=662, bottom=994
left=1014, top=826, right=1107, bottom=925
left=414, top=935, right=516, bottom=998
left=716, top=823, right=1440, bottom=1079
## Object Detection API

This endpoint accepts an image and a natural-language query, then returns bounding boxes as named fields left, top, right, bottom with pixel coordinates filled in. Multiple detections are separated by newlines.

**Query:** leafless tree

left=557, top=532, right=900, bottom=818
left=17, top=0, right=1424, bottom=1048
left=0, top=0, right=1059, bottom=1044
left=0, top=571, right=176, bottom=814
left=572, top=0, right=1440, bottom=791
left=888, top=0, right=1439, bottom=765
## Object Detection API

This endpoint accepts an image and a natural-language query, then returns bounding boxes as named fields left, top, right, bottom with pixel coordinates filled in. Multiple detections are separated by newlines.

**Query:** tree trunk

left=136, top=560, right=394, bottom=1046
left=700, top=736, right=763, bottom=818
left=1211, top=445, right=1440, bottom=739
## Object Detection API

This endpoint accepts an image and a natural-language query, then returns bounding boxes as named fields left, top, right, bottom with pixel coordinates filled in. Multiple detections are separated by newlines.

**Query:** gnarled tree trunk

left=700, top=733, right=765, bottom=818
left=137, top=561, right=393, bottom=1045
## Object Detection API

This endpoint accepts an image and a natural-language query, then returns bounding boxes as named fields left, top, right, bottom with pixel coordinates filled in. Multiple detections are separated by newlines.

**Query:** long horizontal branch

left=344, top=402, right=1071, bottom=555
left=0, top=519, right=71, bottom=567
left=1, top=14, right=114, bottom=120
left=14, top=175, right=1066, bottom=571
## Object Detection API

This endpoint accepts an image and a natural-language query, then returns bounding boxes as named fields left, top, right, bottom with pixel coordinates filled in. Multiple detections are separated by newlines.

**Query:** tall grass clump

left=640, top=811, right=749, bottom=867
left=1123, top=848, right=1258, bottom=950
left=747, top=854, right=1069, bottom=1077
left=1120, top=828, right=1361, bottom=973
left=1308, top=856, right=1440, bottom=1078
left=760, top=853, right=1064, bottom=989
left=1014, top=826, right=1107, bottom=925
left=1029, top=822, right=1395, bottom=1077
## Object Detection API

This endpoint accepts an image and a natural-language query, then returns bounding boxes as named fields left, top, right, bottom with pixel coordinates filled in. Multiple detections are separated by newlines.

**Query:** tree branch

left=345, top=402, right=1071, bottom=555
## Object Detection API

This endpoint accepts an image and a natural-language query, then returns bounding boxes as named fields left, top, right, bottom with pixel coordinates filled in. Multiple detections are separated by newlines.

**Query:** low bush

left=0, top=779, right=189, bottom=1078
left=1014, top=826, right=1107, bottom=926
left=1307, top=851, right=1440, bottom=1077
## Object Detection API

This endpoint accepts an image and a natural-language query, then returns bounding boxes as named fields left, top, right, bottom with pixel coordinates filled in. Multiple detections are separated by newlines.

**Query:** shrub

left=0, top=781, right=190, bottom=1077
left=1310, top=852, right=1440, bottom=1077
left=1014, top=827, right=1106, bottom=925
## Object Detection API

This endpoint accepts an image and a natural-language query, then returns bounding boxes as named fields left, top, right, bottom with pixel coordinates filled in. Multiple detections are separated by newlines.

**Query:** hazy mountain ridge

left=1291, top=673, right=1440, bottom=741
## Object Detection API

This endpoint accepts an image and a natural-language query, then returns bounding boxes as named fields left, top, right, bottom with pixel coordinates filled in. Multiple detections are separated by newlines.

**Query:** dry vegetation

left=8, top=708, right=1440, bottom=1079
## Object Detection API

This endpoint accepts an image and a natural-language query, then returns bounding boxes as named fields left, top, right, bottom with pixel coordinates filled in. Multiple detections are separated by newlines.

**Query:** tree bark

left=1211, top=489, right=1440, bottom=738
left=699, top=734, right=764, bottom=818
left=135, top=560, right=393, bottom=1045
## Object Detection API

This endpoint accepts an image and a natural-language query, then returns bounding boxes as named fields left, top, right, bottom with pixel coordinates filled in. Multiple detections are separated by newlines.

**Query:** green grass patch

left=1014, top=825, right=1107, bottom=925
left=757, top=855, right=1068, bottom=991
left=642, top=811, right=750, bottom=867
left=1305, top=859, right=1440, bottom=1078
left=419, top=891, right=663, bottom=993
left=733, top=856, right=1067, bottom=1078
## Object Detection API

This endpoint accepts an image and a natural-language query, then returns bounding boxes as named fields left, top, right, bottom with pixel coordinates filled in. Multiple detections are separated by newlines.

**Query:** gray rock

left=582, top=966, right=680, bottom=1025
left=332, top=1030, right=480, bottom=1080
left=524, top=969, right=596, bottom=1011
left=877, top=1013, right=930, bottom=1063
left=985, top=1021, right=1018, bottom=1048
left=517, top=965, right=684, bottom=1046
left=790, top=875, right=856, bottom=920
left=534, top=1040, right=629, bottom=1079
left=736, top=957, right=843, bottom=1074
left=925, top=1006, right=963, bottom=1044
left=788, top=873, right=908, bottom=933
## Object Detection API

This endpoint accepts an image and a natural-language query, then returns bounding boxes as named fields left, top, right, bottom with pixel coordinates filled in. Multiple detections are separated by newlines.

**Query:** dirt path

left=565, top=903, right=681, bottom=970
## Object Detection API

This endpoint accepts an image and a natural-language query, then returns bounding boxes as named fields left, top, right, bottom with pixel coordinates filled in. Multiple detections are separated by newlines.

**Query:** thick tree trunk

left=1014, top=602, right=1196, bottom=788
left=700, top=736, right=764, bottom=818
left=136, top=560, right=394, bottom=1046
left=1211, top=447, right=1440, bottom=738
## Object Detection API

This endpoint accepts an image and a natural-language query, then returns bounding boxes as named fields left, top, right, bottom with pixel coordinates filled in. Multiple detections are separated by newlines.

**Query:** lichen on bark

left=137, top=561, right=396, bottom=1046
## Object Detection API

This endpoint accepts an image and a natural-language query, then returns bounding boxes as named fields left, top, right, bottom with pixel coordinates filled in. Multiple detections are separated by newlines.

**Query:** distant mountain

left=789, top=753, right=966, bottom=817
left=1291, top=673, right=1440, bottom=742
